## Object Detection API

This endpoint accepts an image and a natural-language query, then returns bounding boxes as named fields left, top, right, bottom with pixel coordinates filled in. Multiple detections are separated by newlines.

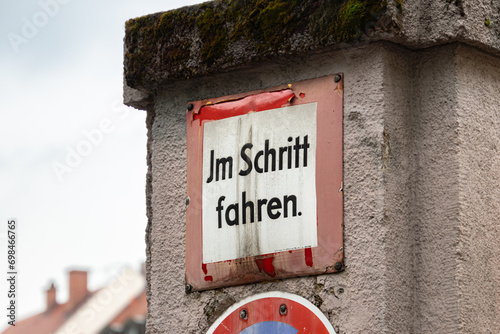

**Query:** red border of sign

left=186, top=75, right=343, bottom=291
left=207, top=291, right=336, bottom=333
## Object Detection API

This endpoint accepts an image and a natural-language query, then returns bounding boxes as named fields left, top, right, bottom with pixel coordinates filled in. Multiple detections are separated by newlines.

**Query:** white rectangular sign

left=202, top=103, right=318, bottom=263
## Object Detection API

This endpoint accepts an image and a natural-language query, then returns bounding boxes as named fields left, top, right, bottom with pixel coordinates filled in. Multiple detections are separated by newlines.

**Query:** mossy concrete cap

left=124, top=0, right=500, bottom=92
left=124, top=0, right=395, bottom=91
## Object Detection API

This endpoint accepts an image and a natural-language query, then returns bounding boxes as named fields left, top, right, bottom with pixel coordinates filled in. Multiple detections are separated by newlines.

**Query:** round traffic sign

left=207, top=291, right=336, bottom=334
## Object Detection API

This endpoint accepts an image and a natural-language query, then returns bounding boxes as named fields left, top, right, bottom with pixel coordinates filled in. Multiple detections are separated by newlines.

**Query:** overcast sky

left=0, top=0, right=202, bottom=325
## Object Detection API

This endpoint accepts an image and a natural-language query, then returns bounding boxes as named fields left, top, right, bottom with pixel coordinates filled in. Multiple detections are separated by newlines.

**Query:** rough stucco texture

left=400, top=0, right=500, bottom=51
left=411, top=45, right=462, bottom=333
left=147, top=44, right=391, bottom=333
left=380, top=44, right=414, bottom=332
left=141, top=41, right=500, bottom=333
left=456, top=45, right=500, bottom=332
left=125, top=2, right=500, bottom=333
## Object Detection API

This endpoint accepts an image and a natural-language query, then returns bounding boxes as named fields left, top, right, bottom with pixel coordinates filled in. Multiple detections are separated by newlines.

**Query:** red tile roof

left=2, top=269, right=146, bottom=334
left=2, top=294, right=91, bottom=334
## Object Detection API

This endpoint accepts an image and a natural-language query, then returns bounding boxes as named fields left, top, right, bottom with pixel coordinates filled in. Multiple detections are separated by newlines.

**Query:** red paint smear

left=255, top=257, right=276, bottom=277
left=202, top=264, right=212, bottom=281
left=305, top=248, right=313, bottom=267
left=194, top=89, right=295, bottom=122
left=299, top=92, right=305, bottom=98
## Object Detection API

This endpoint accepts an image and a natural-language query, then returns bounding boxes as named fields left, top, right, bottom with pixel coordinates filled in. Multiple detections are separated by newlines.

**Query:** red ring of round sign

left=207, top=291, right=336, bottom=334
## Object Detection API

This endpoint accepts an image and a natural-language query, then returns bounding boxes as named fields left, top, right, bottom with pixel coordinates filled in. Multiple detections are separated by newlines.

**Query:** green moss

left=197, top=3, right=229, bottom=66
left=335, top=0, right=387, bottom=41
left=124, top=0, right=389, bottom=87
left=485, top=18, right=491, bottom=27
left=309, top=0, right=387, bottom=45
left=156, top=11, right=179, bottom=37
left=167, top=40, right=192, bottom=63
left=230, top=0, right=301, bottom=52
left=337, top=0, right=367, bottom=40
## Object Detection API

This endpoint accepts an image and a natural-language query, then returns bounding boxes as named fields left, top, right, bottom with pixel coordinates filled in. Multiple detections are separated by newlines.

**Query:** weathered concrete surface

left=123, top=1, right=500, bottom=333
left=124, top=0, right=393, bottom=94
left=411, top=45, right=462, bottom=333
left=146, top=44, right=394, bottom=333
left=124, top=0, right=500, bottom=102
left=135, top=41, right=500, bottom=333
left=400, top=0, right=500, bottom=51
left=455, top=45, right=500, bottom=332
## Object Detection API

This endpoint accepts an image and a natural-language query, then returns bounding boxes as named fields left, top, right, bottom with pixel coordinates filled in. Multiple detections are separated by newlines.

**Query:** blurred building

left=2, top=268, right=146, bottom=334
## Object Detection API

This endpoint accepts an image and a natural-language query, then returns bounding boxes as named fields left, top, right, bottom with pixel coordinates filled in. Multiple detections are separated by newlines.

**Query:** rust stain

left=334, top=80, right=343, bottom=96
left=255, top=257, right=276, bottom=277
left=305, top=248, right=313, bottom=267
left=333, top=246, right=343, bottom=256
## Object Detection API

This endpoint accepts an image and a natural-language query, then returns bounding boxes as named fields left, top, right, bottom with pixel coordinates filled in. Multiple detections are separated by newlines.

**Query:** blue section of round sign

left=238, top=321, right=298, bottom=334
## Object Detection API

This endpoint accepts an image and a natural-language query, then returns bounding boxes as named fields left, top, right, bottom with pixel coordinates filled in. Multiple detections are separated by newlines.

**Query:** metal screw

left=337, top=287, right=344, bottom=295
left=187, top=103, right=194, bottom=111
left=334, top=262, right=343, bottom=271
left=334, top=74, right=342, bottom=83
left=279, top=304, right=287, bottom=315
left=185, top=284, right=193, bottom=293
left=240, top=309, right=248, bottom=320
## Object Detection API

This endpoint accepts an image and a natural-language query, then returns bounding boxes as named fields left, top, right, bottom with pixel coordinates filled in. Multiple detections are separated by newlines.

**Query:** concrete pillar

left=123, top=1, right=500, bottom=333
